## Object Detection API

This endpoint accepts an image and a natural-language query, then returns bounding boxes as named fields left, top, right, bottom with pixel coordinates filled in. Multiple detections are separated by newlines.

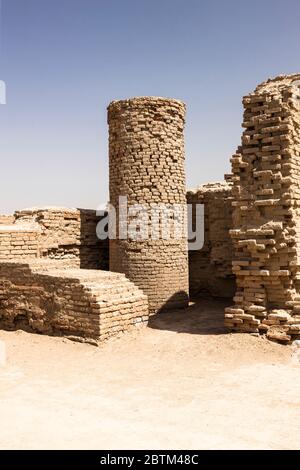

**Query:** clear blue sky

left=0, top=0, right=299, bottom=213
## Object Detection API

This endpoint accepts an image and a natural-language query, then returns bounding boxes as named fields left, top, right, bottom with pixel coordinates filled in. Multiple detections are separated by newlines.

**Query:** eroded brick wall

left=0, top=226, right=40, bottom=261
left=187, top=181, right=235, bottom=298
left=0, top=215, right=15, bottom=225
left=14, top=207, right=108, bottom=269
left=225, top=74, right=300, bottom=343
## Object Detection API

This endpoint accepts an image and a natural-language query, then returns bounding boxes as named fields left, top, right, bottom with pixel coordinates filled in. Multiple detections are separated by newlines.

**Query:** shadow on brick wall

left=79, top=209, right=109, bottom=270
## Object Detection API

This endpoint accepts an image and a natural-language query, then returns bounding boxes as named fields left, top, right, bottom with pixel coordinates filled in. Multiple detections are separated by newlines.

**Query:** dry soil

left=0, top=298, right=299, bottom=450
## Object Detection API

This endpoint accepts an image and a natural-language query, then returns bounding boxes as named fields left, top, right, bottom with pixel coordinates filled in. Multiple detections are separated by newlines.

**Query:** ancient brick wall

left=0, top=215, right=15, bottom=225
left=108, top=97, right=189, bottom=314
left=0, top=259, right=148, bottom=343
left=225, top=74, right=300, bottom=343
left=14, top=207, right=108, bottom=269
left=0, top=225, right=40, bottom=261
left=187, top=181, right=235, bottom=298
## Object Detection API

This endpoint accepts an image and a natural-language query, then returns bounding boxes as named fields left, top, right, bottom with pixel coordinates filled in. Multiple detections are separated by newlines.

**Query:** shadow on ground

left=148, top=296, right=232, bottom=335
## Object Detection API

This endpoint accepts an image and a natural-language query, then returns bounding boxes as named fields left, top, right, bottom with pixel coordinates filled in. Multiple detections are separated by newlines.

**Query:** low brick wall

left=0, top=215, right=15, bottom=225
left=0, top=260, right=148, bottom=343
left=0, top=225, right=40, bottom=261
left=12, top=207, right=108, bottom=269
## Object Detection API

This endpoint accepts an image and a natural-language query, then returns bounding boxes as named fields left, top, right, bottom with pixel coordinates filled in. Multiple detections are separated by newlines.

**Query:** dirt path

left=0, top=299, right=299, bottom=450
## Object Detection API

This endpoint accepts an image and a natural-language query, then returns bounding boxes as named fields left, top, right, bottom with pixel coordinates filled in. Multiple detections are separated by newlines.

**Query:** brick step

left=0, top=260, right=149, bottom=343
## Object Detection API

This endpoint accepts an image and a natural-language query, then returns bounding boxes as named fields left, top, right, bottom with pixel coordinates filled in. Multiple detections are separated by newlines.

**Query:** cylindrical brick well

left=108, top=97, right=189, bottom=314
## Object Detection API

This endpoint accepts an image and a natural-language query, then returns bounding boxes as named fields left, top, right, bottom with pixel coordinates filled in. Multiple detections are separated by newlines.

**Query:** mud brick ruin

left=225, top=74, right=300, bottom=343
left=1, top=73, right=300, bottom=345
left=0, top=260, right=147, bottom=344
left=0, top=207, right=108, bottom=268
left=108, top=97, right=189, bottom=314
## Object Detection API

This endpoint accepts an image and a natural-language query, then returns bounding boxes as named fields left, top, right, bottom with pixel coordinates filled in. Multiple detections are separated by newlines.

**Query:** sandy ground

left=0, top=298, right=299, bottom=450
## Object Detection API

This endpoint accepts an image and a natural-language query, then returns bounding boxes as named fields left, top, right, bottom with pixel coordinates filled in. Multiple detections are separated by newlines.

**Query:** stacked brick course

left=0, top=225, right=40, bottom=261
left=225, top=74, right=300, bottom=343
left=187, top=181, right=235, bottom=298
left=11, top=207, right=108, bottom=269
left=0, top=215, right=15, bottom=225
left=0, top=259, right=148, bottom=343
left=108, top=97, right=189, bottom=314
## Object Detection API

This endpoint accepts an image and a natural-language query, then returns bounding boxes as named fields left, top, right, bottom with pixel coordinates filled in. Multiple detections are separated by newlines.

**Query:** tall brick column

left=108, top=97, right=189, bottom=314
left=225, top=74, right=300, bottom=343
